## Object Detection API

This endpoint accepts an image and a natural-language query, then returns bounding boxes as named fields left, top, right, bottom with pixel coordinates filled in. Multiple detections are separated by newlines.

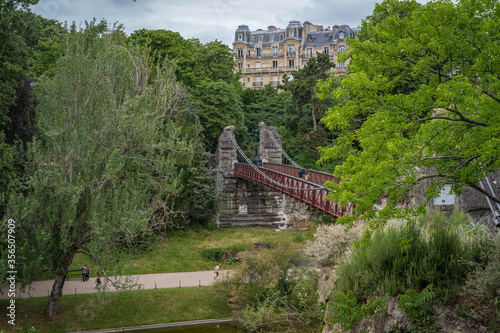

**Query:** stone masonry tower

left=258, top=122, right=282, bottom=164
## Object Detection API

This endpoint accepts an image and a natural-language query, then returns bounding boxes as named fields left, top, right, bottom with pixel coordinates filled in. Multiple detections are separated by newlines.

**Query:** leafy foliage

left=328, top=291, right=388, bottom=330
left=213, top=245, right=323, bottom=332
left=397, top=285, right=440, bottom=332
left=2, top=22, right=199, bottom=317
left=304, top=222, right=364, bottom=266
left=464, top=235, right=500, bottom=305
left=332, top=211, right=490, bottom=303
left=318, top=0, right=500, bottom=226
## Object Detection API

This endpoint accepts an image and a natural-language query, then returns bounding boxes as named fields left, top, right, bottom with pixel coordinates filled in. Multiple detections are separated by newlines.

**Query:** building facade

left=233, top=20, right=360, bottom=89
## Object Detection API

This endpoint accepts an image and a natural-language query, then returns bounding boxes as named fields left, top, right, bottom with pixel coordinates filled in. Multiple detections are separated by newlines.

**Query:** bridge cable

left=226, top=132, right=325, bottom=191
left=267, top=131, right=301, bottom=168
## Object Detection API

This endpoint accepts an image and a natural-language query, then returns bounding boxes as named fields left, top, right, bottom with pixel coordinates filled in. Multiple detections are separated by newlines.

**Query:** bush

left=332, top=210, right=491, bottom=302
left=213, top=245, right=324, bottom=332
left=201, top=248, right=225, bottom=262
left=304, top=222, right=364, bottom=267
left=464, top=234, right=500, bottom=304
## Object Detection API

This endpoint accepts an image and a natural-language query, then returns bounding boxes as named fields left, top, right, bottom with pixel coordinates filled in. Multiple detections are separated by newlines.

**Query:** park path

left=0, top=270, right=227, bottom=300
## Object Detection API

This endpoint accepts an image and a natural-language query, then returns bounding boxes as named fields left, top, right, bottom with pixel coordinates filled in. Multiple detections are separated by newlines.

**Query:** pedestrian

left=214, top=263, right=220, bottom=281
left=258, top=158, right=263, bottom=167
left=298, top=167, right=308, bottom=180
left=253, top=157, right=259, bottom=166
left=81, top=264, right=89, bottom=282
left=95, top=271, right=101, bottom=289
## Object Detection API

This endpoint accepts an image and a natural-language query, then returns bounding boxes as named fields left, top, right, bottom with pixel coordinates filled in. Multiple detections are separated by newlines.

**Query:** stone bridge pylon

left=210, top=122, right=314, bottom=228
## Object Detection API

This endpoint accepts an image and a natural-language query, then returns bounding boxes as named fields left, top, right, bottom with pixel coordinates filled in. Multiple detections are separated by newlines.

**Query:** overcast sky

left=31, top=0, right=405, bottom=47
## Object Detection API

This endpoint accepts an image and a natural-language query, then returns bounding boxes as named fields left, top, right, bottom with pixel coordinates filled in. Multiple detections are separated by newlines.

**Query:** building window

left=307, top=48, right=312, bottom=58
left=289, top=29, right=294, bottom=37
left=272, top=46, right=278, bottom=57
left=256, top=48, right=261, bottom=57
left=258, top=35, right=263, bottom=43
left=272, top=60, right=278, bottom=68
left=256, top=61, right=261, bottom=68
left=250, top=36, right=254, bottom=42
left=339, top=31, right=345, bottom=39
left=248, top=78, right=250, bottom=82
left=338, top=46, right=346, bottom=53
left=270, top=35, right=275, bottom=42
left=279, top=34, right=284, bottom=41
left=324, top=46, right=329, bottom=54
left=338, top=60, right=346, bottom=67
left=238, top=34, right=242, bottom=41
left=237, top=49, right=243, bottom=58
left=288, top=59, right=295, bottom=67
left=287, top=45, right=295, bottom=56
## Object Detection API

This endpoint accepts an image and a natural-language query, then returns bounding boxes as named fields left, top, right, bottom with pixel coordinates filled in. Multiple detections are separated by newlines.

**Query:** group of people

left=81, top=264, right=101, bottom=288
left=252, top=157, right=263, bottom=167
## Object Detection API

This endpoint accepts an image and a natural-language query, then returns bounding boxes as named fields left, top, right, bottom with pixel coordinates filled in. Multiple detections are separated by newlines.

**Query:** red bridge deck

left=234, top=163, right=353, bottom=218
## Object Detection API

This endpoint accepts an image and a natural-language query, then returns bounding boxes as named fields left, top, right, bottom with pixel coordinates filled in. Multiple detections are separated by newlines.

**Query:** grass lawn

left=68, top=227, right=315, bottom=276
left=0, top=287, right=231, bottom=333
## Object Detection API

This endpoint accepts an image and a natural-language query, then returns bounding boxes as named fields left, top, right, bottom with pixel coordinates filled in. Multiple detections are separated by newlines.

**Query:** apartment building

left=233, top=20, right=359, bottom=89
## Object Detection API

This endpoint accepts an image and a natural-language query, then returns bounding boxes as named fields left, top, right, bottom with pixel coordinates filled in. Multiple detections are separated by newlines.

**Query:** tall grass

left=332, top=210, right=491, bottom=302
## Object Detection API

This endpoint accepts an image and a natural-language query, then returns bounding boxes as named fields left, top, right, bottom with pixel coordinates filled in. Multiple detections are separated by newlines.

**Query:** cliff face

left=318, top=267, right=497, bottom=333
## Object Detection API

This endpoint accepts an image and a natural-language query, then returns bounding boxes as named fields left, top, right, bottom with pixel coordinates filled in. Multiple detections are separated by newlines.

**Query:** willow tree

left=317, top=0, right=500, bottom=227
left=6, top=23, right=196, bottom=317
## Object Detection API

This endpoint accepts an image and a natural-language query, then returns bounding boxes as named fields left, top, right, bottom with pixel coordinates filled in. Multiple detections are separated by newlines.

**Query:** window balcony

left=252, top=82, right=264, bottom=87
left=243, top=66, right=297, bottom=73
left=286, top=51, right=296, bottom=57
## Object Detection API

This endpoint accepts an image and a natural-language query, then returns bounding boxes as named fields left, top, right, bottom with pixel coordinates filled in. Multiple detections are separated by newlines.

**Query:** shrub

left=213, top=245, right=324, bottom=332
left=332, top=210, right=491, bottom=302
left=201, top=248, right=225, bottom=262
left=304, top=221, right=364, bottom=266
left=464, top=234, right=500, bottom=304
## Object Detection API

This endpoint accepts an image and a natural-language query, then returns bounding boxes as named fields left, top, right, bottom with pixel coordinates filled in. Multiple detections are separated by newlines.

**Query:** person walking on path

left=82, top=264, right=90, bottom=282
left=95, top=271, right=102, bottom=289
left=214, top=263, right=220, bottom=281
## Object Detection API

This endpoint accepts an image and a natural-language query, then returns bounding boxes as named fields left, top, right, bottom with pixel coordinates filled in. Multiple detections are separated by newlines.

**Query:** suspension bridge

left=211, top=122, right=353, bottom=228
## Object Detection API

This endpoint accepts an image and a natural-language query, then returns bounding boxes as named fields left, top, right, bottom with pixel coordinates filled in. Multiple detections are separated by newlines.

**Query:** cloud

left=32, top=0, right=411, bottom=46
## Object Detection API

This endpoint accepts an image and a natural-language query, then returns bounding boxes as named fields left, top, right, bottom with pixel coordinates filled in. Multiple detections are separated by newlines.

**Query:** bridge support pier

left=212, top=125, right=315, bottom=228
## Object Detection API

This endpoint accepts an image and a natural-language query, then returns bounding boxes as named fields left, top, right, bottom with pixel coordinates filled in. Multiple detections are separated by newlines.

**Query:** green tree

left=3, top=24, right=196, bottom=318
left=280, top=52, right=335, bottom=132
left=191, top=79, right=246, bottom=152
left=0, top=0, right=39, bottom=127
left=127, top=29, right=199, bottom=87
left=318, top=0, right=500, bottom=227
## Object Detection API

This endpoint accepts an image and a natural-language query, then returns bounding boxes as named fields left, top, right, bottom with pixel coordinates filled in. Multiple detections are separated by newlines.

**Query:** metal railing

left=235, top=163, right=352, bottom=218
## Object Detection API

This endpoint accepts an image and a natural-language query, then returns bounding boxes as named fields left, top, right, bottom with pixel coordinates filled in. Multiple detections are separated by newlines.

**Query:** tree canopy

left=3, top=23, right=200, bottom=317
left=318, top=0, right=500, bottom=226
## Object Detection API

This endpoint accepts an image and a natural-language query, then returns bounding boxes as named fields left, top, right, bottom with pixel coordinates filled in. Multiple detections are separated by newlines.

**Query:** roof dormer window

left=250, top=36, right=254, bottom=42
left=339, top=31, right=345, bottom=39
left=258, top=35, right=263, bottom=43
left=270, top=35, right=275, bottom=42
left=289, top=29, right=294, bottom=37
left=238, top=34, right=242, bottom=41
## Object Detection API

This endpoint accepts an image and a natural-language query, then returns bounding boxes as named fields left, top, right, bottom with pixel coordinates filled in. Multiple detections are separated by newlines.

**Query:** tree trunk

left=311, top=96, right=317, bottom=132
left=44, top=188, right=89, bottom=318
left=44, top=249, right=76, bottom=317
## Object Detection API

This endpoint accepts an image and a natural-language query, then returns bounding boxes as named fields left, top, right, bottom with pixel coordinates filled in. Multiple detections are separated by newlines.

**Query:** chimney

left=332, top=25, right=339, bottom=35
left=268, top=25, right=277, bottom=31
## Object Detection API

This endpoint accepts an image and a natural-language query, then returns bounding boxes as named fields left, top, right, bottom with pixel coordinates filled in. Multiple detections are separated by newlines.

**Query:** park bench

left=66, top=269, right=82, bottom=280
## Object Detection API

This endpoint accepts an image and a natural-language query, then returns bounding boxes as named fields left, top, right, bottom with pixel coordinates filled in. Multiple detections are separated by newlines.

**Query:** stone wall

left=409, top=168, right=500, bottom=227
